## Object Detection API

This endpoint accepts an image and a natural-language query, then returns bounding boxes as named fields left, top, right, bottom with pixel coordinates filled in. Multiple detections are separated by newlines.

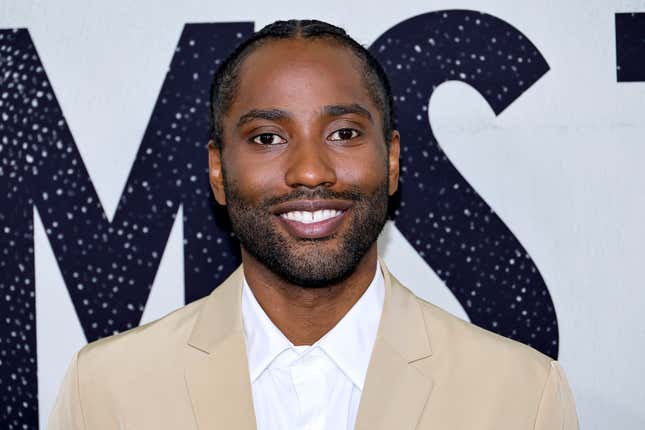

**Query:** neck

left=241, top=245, right=379, bottom=346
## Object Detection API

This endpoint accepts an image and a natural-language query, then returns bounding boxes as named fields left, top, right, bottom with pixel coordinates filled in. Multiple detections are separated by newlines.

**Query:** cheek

left=223, top=149, right=286, bottom=200
left=333, top=148, right=388, bottom=190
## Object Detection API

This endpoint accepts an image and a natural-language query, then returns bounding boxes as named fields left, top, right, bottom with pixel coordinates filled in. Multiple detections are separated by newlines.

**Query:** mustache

left=260, top=186, right=364, bottom=208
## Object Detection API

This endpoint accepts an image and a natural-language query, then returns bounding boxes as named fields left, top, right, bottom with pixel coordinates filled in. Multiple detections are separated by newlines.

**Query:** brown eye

left=251, top=133, right=286, bottom=145
left=328, top=128, right=360, bottom=141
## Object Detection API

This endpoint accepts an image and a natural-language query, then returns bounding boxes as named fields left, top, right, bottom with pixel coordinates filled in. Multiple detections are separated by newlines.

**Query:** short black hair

left=208, top=19, right=395, bottom=148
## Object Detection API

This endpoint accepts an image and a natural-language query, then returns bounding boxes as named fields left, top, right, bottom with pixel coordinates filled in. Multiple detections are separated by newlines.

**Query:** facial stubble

left=221, top=164, right=390, bottom=288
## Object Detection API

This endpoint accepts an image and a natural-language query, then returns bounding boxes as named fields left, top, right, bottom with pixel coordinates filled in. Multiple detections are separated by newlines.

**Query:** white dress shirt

left=241, top=263, right=385, bottom=430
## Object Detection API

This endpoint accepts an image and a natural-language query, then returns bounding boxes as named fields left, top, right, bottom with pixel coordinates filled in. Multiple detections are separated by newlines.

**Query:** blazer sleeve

left=48, top=351, right=87, bottom=430
left=533, top=361, right=579, bottom=430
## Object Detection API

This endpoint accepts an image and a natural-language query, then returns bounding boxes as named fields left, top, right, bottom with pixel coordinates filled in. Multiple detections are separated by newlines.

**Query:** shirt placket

left=290, top=348, right=333, bottom=430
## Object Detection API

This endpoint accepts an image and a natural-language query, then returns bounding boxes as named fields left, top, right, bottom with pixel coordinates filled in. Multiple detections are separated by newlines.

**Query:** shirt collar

left=241, top=277, right=292, bottom=383
left=241, top=262, right=385, bottom=390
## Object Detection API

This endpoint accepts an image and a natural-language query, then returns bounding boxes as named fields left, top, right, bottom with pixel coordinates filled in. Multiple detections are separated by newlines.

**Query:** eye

left=251, top=133, right=287, bottom=145
left=328, top=128, right=360, bottom=141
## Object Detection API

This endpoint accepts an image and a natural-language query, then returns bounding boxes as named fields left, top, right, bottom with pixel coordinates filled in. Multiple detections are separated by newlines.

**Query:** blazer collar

left=376, top=259, right=433, bottom=362
left=185, top=260, right=434, bottom=430
left=184, top=266, right=257, bottom=430
left=187, top=265, right=245, bottom=354
left=353, top=259, right=434, bottom=430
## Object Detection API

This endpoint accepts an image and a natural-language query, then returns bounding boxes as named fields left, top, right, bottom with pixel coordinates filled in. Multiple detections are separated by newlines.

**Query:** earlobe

left=207, top=141, right=227, bottom=205
left=387, top=131, right=401, bottom=195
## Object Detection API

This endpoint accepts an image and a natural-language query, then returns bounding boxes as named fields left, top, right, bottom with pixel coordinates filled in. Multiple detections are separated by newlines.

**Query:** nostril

left=284, top=152, right=337, bottom=189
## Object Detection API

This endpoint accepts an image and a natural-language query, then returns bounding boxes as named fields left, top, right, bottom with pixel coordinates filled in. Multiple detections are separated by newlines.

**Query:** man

left=49, top=19, right=578, bottom=429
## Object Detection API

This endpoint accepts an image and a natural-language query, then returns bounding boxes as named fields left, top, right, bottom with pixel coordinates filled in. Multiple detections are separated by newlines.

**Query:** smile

left=272, top=200, right=352, bottom=239
left=279, top=209, right=344, bottom=224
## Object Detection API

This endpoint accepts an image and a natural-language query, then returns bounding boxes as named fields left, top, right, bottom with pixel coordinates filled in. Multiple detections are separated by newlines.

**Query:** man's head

left=207, top=19, right=400, bottom=287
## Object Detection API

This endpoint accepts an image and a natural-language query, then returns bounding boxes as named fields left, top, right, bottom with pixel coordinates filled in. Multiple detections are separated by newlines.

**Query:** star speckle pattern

left=370, top=10, right=559, bottom=358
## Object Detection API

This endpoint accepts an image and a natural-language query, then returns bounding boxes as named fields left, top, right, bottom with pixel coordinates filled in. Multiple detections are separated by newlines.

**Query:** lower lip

left=276, top=212, right=347, bottom=239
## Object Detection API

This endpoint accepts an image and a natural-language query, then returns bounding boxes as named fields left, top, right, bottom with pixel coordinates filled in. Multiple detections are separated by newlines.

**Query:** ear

left=208, top=141, right=227, bottom=205
left=387, top=130, right=400, bottom=196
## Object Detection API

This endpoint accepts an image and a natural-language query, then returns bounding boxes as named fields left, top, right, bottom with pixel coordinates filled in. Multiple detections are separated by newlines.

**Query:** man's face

left=209, top=38, right=400, bottom=287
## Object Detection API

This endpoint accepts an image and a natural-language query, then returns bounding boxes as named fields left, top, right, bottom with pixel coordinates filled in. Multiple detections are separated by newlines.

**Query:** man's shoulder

left=78, top=295, right=208, bottom=369
left=390, top=280, right=578, bottom=429
left=74, top=266, right=245, bottom=380
left=396, top=280, right=553, bottom=378
left=51, top=295, right=217, bottom=427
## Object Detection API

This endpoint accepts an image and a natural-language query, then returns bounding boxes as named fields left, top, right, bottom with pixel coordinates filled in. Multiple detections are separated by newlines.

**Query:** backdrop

left=1, top=1, right=644, bottom=429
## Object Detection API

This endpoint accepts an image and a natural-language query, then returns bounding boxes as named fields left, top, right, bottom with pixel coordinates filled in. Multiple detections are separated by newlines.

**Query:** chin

left=269, top=246, right=367, bottom=288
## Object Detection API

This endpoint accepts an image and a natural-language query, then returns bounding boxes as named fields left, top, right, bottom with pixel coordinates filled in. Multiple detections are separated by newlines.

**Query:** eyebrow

left=236, top=108, right=292, bottom=128
left=323, top=103, right=373, bottom=123
left=235, top=103, right=374, bottom=129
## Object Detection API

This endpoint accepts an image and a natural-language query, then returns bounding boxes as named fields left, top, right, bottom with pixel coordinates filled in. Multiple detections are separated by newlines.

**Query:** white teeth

left=280, top=209, right=342, bottom=224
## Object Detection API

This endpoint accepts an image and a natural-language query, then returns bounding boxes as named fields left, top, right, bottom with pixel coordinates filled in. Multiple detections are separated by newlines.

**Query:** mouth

left=279, top=209, right=344, bottom=224
left=272, top=200, right=352, bottom=239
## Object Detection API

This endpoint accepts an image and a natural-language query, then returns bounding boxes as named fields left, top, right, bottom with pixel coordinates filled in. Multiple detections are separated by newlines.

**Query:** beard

left=222, top=177, right=389, bottom=288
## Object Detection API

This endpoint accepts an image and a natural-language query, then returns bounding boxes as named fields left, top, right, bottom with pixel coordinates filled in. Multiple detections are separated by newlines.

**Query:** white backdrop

left=2, top=0, right=645, bottom=428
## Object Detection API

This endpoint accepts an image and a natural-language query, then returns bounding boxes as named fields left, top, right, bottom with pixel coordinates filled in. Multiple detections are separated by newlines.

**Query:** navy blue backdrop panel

left=0, top=11, right=561, bottom=429
left=615, top=12, right=645, bottom=82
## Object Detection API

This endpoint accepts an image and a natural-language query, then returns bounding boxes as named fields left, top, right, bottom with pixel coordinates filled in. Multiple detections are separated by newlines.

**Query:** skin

left=208, top=38, right=400, bottom=345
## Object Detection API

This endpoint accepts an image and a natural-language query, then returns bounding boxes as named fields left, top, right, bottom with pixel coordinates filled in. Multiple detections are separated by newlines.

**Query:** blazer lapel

left=354, top=260, right=434, bottom=430
left=184, top=266, right=257, bottom=430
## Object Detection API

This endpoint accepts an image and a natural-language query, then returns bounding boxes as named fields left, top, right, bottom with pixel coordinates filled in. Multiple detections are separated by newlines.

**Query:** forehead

left=230, top=38, right=375, bottom=113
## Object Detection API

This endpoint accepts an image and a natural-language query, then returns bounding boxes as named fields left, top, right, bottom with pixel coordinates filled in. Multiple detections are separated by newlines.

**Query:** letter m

left=0, top=23, right=252, bottom=429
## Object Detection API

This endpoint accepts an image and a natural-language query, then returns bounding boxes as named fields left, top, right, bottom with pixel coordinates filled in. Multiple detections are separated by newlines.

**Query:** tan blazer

left=49, top=262, right=578, bottom=429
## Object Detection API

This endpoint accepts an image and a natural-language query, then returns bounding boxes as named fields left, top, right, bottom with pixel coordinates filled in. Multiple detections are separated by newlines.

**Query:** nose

left=284, top=138, right=337, bottom=189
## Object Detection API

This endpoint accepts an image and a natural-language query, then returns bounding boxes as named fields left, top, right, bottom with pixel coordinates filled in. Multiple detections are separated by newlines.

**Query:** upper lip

left=271, top=199, right=353, bottom=215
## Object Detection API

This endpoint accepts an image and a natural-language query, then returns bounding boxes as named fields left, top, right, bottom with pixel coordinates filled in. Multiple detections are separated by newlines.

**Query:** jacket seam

left=75, top=349, right=89, bottom=430
left=531, top=360, right=555, bottom=430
